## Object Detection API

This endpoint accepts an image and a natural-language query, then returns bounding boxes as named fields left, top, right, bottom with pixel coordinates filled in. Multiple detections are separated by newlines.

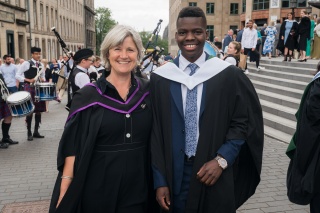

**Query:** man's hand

left=281, top=36, right=284, bottom=40
left=156, top=187, right=171, bottom=211
left=252, top=48, right=256, bottom=51
left=197, top=159, right=223, bottom=186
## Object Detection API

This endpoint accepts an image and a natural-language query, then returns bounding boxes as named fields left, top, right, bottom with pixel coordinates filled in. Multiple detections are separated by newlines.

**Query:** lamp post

left=290, top=0, right=297, bottom=19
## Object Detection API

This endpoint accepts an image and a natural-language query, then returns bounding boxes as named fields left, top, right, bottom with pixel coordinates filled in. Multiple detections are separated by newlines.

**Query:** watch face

left=218, top=158, right=228, bottom=169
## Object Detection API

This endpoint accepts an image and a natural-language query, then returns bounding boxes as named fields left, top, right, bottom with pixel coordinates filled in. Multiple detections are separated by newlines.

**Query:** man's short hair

left=214, top=42, right=222, bottom=49
left=2, top=55, right=10, bottom=60
left=177, top=6, right=207, bottom=26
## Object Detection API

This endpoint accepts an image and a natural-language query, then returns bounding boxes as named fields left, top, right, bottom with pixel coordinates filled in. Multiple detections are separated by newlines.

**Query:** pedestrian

left=263, top=21, right=277, bottom=59
left=223, top=29, right=234, bottom=53
left=0, top=72, right=19, bottom=148
left=252, top=23, right=262, bottom=61
left=65, top=48, right=93, bottom=110
left=286, top=61, right=320, bottom=213
left=42, top=59, right=52, bottom=112
left=87, top=56, right=99, bottom=82
left=15, top=47, right=46, bottom=141
left=278, top=12, right=298, bottom=62
left=0, top=55, right=19, bottom=93
left=241, top=20, right=264, bottom=73
left=50, top=24, right=155, bottom=213
left=223, top=41, right=241, bottom=66
left=151, top=6, right=264, bottom=213
left=273, top=20, right=281, bottom=57
left=311, top=17, right=320, bottom=59
left=298, top=10, right=311, bottom=62
left=306, top=13, right=315, bottom=59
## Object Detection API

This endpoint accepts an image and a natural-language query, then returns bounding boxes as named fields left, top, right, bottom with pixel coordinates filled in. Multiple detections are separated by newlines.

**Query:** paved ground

left=0, top=91, right=311, bottom=212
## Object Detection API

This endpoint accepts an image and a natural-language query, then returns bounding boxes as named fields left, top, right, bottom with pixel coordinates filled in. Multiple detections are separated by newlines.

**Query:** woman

left=49, top=25, right=154, bottom=213
left=223, top=41, right=241, bottom=66
left=42, top=59, right=52, bottom=112
left=306, top=14, right=315, bottom=58
left=263, top=21, right=277, bottom=59
left=311, top=17, right=320, bottom=59
left=278, top=12, right=298, bottom=62
left=298, top=10, right=311, bottom=62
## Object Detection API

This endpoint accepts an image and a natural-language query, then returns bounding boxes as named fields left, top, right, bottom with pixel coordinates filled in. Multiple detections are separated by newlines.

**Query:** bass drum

left=177, top=41, right=220, bottom=58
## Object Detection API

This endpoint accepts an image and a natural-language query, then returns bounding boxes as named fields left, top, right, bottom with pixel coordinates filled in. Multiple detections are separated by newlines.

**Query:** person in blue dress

left=263, top=21, right=278, bottom=59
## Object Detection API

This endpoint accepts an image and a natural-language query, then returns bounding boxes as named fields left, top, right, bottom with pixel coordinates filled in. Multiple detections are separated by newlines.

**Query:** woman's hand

left=281, top=36, right=284, bottom=40
left=56, top=194, right=64, bottom=208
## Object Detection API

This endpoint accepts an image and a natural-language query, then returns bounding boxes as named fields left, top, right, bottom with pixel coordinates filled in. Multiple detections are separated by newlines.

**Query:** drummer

left=16, top=47, right=46, bottom=141
left=0, top=71, right=19, bottom=148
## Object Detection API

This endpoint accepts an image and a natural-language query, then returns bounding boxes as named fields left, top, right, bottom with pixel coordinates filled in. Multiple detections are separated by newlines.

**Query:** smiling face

left=175, top=17, right=208, bottom=63
left=108, top=36, right=138, bottom=75
left=32, top=52, right=41, bottom=61
left=227, top=43, right=237, bottom=55
left=287, top=13, right=293, bottom=20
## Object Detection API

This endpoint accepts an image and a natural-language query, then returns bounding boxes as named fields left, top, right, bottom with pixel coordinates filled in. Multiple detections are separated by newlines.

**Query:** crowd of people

left=0, top=5, right=319, bottom=213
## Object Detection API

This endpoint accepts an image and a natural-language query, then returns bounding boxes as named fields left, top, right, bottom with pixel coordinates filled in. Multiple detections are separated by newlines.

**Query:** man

left=151, top=6, right=264, bottom=213
left=16, top=47, right=46, bottom=141
left=286, top=62, right=320, bottom=213
left=89, top=56, right=105, bottom=78
left=66, top=48, right=93, bottom=110
left=0, top=55, right=19, bottom=93
left=273, top=20, right=281, bottom=57
left=241, top=20, right=264, bottom=73
left=0, top=71, right=19, bottom=148
left=236, top=23, right=247, bottom=42
left=223, top=29, right=234, bottom=52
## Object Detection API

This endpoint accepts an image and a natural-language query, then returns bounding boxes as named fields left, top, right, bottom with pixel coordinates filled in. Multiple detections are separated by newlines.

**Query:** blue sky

left=94, top=0, right=169, bottom=34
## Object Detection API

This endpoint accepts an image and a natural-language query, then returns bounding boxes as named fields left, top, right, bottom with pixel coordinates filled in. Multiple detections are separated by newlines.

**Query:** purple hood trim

left=66, top=82, right=149, bottom=122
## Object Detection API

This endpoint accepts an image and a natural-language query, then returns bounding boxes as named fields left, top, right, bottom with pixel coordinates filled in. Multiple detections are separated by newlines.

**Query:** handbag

left=238, top=54, right=247, bottom=70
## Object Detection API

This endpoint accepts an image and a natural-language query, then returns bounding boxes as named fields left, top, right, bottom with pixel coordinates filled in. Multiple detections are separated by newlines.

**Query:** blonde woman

left=263, top=21, right=277, bottom=59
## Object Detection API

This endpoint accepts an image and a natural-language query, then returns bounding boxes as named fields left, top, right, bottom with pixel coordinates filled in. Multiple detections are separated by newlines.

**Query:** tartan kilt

left=24, top=83, right=46, bottom=113
left=0, top=101, right=12, bottom=120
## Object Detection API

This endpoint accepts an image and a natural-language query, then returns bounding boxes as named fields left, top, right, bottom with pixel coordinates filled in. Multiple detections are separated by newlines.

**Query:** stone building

left=0, top=0, right=95, bottom=61
left=168, top=0, right=320, bottom=55
left=169, top=0, right=242, bottom=55
left=84, top=0, right=95, bottom=52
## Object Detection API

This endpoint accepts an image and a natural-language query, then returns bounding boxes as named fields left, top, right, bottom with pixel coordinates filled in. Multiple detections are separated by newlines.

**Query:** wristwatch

left=215, top=156, right=228, bottom=170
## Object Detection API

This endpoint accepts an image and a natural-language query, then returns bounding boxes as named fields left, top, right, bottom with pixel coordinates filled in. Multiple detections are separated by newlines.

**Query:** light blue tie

left=185, top=63, right=198, bottom=158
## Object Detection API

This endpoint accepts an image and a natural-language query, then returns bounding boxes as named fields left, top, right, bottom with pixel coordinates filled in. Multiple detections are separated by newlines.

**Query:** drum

left=6, top=91, right=35, bottom=117
left=35, top=83, right=56, bottom=102
left=177, top=41, right=220, bottom=57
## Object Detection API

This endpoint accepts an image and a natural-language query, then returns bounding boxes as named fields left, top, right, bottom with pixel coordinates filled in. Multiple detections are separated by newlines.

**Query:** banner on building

left=270, top=0, right=280, bottom=8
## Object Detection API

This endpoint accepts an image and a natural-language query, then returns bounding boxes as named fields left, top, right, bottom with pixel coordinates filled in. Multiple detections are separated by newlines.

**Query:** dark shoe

left=283, top=55, right=287, bottom=61
left=2, top=138, right=19, bottom=145
left=288, top=55, right=292, bottom=62
left=0, top=142, right=9, bottom=149
left=33, top=132, right=45, bottom=138
left=28, top=131, right=33, bottom=141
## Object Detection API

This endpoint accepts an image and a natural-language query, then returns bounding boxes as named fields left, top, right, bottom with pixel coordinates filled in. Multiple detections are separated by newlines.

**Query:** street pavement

left=0, top=93, right=311, bottom=212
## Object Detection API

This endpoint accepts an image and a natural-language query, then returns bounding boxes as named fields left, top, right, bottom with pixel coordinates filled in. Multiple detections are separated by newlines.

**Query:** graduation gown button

left=126, top=114, right=130, bottom=118
left=126, top=133, right=131, bottom=138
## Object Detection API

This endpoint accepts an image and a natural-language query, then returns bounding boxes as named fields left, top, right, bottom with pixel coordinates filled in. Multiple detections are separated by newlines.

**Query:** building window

left=206, top=3, right=214, bottom=14
left=230, top=25, right=238, bottom=31
left=33, top=0, right=37, bottom=27
left=253, top=0, right=270, bottom=10
left=40, top=3, right=43, bottom=28
left=230, top=3, right=239, bottom=14
left=282, top=0, right=290, bottom=7
left=51, top=8, right=54, bottom=29
left=242, top=0, right=246, bottom=13
left=46, top=6, right=49, bottom=30
left=189, top=2, right=197, bottom=6
left=297, top=0, right=306, bottom=7
left=207, top=25, right=214, bottom=42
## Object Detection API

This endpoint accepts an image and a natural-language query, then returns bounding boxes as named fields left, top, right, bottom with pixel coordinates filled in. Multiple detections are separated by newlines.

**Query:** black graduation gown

left=150, top=64, right=264, bottom=213
left=278, top=21, right=298, bottom=52
left=49, top=75, right=154, bottom=213
left=286, top=76, right=320, bottom=205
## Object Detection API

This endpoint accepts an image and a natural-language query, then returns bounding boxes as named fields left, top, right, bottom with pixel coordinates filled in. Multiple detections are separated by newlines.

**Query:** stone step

left=250, top=79, right=303, bottom=99
left=260, top=99, right=296, bottom=121
left=264, top=125, right=292, bottom=144
left=248, top=72, right=307, bottom=90
left=247, top=62, right=314, bottom=75
left=259, top=58, right=318, bottom=69
left=263, top=111, right=296, bottom=135
left=255, top=89, right=300, bottom=109
left=247, top=65, right=313, bottom=83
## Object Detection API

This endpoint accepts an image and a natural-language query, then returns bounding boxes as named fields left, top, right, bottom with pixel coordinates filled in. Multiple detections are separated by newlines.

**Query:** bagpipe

left=136, top=19, right=164, bottom=78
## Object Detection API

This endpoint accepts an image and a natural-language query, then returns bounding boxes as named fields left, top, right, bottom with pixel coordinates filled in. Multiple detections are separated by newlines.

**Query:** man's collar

left=76, top=65, right=88, bottom=73
left=179, top=51, right=206, bottom=70
left=31, top=58, right=39, bottom=63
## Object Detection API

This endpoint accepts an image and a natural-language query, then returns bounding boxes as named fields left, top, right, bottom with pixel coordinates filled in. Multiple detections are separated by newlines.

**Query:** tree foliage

left=95, top=7, right=117, bottom=55
left=139, top=31, right=169, bottom=55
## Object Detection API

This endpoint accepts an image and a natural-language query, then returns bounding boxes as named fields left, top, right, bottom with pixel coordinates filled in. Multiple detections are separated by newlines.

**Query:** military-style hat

left=31, top=47, right=41, bottom=53
left=73, top=48, right=94, bottom=62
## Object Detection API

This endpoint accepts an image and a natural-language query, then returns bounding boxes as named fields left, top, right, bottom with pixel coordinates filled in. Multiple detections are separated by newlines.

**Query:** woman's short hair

left=269, top=21, right=275, bottom=26
left=100, top=25, right=143, bottom=70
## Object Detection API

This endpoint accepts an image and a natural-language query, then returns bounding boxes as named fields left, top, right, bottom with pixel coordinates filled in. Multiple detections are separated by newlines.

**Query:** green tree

left=95, top=7, right=117, bottom=55
left=139, top=31, right=168, bottom=55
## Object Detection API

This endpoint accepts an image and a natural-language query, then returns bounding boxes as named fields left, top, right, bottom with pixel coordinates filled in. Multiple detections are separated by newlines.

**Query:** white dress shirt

left=241, top=28, right=258, bottom=49
left=0, top=63, right=18, bottom=87
left=16, top=59, right=45, bottom=82
left=75, top=65, right=90, bottom=89
left=179, top=52, right=206, bottom=141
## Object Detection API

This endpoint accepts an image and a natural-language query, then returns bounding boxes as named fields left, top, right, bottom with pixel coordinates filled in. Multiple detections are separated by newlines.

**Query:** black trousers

left=244, top=48, right=260, bottom=68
